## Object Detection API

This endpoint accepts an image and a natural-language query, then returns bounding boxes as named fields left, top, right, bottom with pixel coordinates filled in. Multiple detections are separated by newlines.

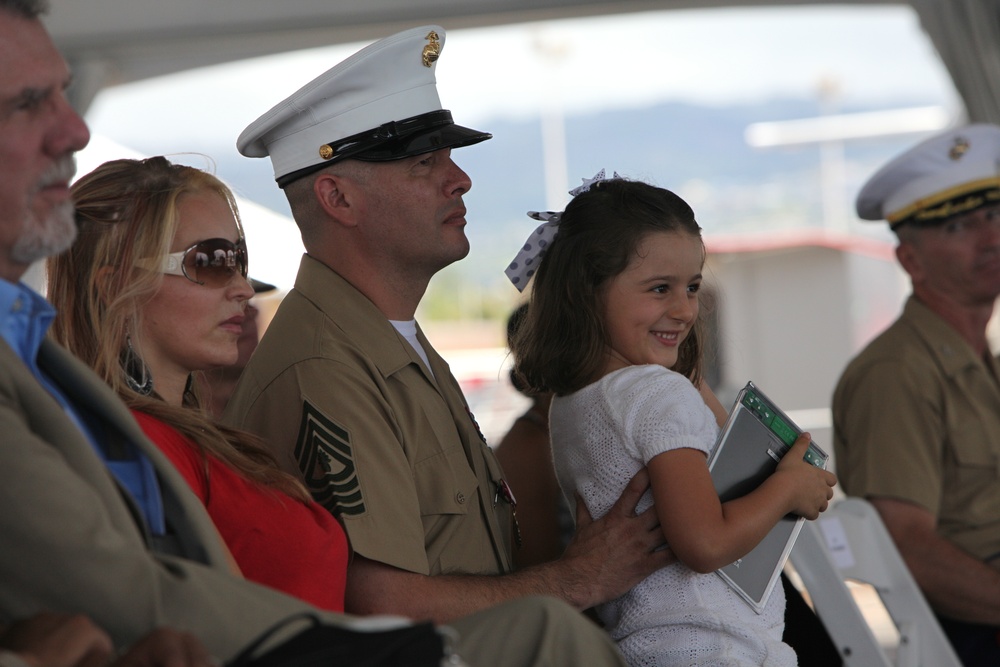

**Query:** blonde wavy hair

left=47, top=156, right=309, bottom=502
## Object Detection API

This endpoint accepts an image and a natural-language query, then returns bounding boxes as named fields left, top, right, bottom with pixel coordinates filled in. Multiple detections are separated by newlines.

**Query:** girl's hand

left=774, top=433, right=837, bottom=519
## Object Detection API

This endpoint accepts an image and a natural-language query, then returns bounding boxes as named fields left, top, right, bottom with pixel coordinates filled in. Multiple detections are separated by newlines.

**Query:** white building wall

left=706, top=243, right=907, bottom=463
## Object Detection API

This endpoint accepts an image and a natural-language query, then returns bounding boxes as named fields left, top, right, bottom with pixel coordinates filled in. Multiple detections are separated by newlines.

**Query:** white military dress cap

left=237, top=25, right=491, bottom=188
left=856, top=123, right=1000, bottom=228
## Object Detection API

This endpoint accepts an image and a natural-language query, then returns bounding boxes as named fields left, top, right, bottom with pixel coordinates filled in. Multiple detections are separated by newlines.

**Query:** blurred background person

left=834, top=123, right=1000, bottom=666
left=199, top=277, right=276, bottom=419
left=493, top=303, right=571, bottom=568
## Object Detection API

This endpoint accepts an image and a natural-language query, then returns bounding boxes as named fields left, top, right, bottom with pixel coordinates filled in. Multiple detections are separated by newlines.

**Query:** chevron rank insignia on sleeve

left=295, top=400, right=365, bottom=517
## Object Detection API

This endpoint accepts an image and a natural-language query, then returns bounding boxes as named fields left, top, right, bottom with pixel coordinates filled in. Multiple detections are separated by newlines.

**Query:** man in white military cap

left=225, top=25, right=669, bottom=629
left=833, top=123, right=1000, bottom=666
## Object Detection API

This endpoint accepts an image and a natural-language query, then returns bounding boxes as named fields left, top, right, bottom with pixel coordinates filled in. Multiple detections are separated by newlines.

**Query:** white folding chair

left=789, top=497, right=961, bottom=667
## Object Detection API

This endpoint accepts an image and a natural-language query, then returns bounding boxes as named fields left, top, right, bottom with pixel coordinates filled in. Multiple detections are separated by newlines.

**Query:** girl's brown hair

left=47, top=156, right=309, bottom=502
left=511, top=178, right=705, bottom=396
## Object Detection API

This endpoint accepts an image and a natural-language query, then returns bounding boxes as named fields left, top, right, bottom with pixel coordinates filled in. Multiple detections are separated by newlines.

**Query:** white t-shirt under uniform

left=550, top=364, right=795, bottom=667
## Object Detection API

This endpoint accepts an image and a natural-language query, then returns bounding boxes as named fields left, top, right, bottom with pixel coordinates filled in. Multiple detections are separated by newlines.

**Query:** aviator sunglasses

left=150, top=237, right=249, bottom=287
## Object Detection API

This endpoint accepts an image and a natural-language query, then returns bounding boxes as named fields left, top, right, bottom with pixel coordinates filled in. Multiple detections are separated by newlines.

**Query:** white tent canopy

left=38, top=2, right=887, bottom=103
left=909, top=0, right=1000, bottom=124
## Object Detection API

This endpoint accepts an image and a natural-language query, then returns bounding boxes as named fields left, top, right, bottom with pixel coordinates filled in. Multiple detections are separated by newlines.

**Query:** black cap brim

left=352, top=123, right=491, bottom=162
left=277, top=110, right=492, bottom=188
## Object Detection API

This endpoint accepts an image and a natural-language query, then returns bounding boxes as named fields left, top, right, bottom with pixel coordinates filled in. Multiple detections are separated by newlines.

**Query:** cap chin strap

left=276, top=110, right=491, bottom=188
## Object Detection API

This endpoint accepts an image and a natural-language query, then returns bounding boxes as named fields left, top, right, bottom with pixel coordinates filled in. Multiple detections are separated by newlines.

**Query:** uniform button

left=455, top=492, right=466, bottom=504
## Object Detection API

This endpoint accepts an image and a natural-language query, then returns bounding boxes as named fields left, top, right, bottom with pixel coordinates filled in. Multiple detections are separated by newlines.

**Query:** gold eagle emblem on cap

left=949, top=136, right=970, bottom=160
left=319, top=144, right=334, bottom=160
left=422, top=31, right=440, bottom=67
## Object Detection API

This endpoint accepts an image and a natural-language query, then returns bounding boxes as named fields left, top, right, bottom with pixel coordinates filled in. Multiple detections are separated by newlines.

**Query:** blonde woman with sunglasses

left=46, top=156, right=349, bottom=612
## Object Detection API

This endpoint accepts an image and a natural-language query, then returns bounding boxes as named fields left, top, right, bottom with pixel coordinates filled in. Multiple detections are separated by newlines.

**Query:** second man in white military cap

left=834, top=123, right=1000, bottom=666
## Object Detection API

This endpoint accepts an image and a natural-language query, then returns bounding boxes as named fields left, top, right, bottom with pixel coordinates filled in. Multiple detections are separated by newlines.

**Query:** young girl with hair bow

left=506, top=172, right=836, bottom=666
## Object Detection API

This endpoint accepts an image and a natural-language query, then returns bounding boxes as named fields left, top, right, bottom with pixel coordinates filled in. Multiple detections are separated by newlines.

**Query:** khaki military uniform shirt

left=833, top=296, right=1000, bottom=562
left=224, top=255, right=513, bottom=576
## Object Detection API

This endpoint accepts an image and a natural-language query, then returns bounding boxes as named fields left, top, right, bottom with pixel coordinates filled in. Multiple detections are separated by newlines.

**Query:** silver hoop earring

left=121, top=332, right=153, bottom=396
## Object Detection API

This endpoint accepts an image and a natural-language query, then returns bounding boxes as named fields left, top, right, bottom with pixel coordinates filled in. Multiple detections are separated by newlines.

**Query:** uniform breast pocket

left=414, top=446, right=493, bottom=575
left=942, top=428, right=1000, bottom=538
left=947, top=427, right=1000, bottom=512
left=951, top=431, right=998, bottom=467
left=413, top=445, right=478, bottom=518
left=947, top=375, right=1000, bottom=477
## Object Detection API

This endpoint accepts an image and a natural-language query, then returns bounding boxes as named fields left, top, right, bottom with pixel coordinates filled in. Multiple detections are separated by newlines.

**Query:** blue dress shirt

left=0, top=278, right=165, bottom=535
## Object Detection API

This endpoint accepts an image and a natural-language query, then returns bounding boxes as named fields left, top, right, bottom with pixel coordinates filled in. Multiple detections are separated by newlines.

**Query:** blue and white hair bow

left=504, top=169, right=621, bottom=292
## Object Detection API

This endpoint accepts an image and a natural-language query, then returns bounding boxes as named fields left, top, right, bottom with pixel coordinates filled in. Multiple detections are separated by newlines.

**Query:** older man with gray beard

left=10, top=158, right=78, bottom=265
